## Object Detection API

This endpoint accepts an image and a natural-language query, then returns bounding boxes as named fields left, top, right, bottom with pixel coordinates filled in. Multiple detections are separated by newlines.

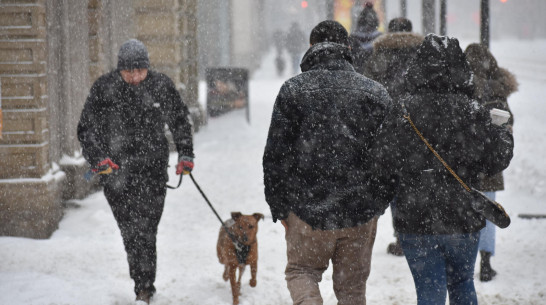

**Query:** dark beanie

left=388, top=17, right=413, bottom=33
left=117, top=39, right=150, bottom=70
left=357, top=2, right=379, bottom=31
left=310, top=20, right=349, bottom=46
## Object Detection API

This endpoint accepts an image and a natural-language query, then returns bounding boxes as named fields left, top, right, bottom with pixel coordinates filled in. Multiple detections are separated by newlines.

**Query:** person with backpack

left=369, top=34, right=514, bottom=305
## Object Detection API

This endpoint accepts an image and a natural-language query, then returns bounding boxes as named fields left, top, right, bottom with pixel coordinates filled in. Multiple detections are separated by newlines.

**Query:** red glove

left=176, top=157, right=194, bottom=175
left=92, top=158, right=119, bottom=175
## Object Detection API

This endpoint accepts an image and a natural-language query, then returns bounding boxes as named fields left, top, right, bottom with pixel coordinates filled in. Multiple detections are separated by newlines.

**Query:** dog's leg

left=229, top=263, right=239, bottom=305
left=223, top=265, right=229, bottom=282
left=237, top=265, right=245, bottom=287
left=249, top=261, right=257, bottom=287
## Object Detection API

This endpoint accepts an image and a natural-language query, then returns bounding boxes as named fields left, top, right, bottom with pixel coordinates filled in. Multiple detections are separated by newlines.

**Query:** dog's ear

left=231, top=212, right=242, bottom=220
left=253, top=213, right=265, bottom=221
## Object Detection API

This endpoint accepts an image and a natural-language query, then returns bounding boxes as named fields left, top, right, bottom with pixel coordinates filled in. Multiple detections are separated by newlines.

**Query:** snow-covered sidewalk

left=1, top=40, right=546, bottom=305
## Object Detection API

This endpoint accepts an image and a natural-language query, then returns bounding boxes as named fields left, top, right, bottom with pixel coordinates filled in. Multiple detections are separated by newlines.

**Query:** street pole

left=422, top=0, right=436, bottom=35
left=480, top=0, right=490, bottom=47
left=440, top=0, right=447, bottom=36
left=401, top=0, right=407, bottom=18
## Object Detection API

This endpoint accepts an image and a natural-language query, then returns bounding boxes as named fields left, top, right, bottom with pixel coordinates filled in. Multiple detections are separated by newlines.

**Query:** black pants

left=103, top=175, right=166, bottom=295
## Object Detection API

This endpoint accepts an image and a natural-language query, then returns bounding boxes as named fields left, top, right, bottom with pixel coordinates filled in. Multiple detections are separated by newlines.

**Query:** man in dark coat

left=370, top=34, right=514, bottom=305
left=77, top=39, right=194, bottom=304
left=285, top=22, right=307, bottom=75
left=364, top=17, right=424, bottom=256
left=349, top=2, right=382, bottom=74
left=263, top=20, right=391, bottom=305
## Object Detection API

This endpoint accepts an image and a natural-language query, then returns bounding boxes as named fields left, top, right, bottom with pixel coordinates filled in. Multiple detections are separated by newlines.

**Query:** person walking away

left=273, top=29, right=287, bottom=77
left=349, top=2, right=382, bottom=74
left=285, top=22, right=306, bottom=75
left=465, top=43, right=518, bottom=282
left=77, top=39, right=195, bottom=304
left=369, top=34, right=514, bottom=305
left=364, top=17, right=424, bottom=256
left=263, top=20, right=392, bottom=305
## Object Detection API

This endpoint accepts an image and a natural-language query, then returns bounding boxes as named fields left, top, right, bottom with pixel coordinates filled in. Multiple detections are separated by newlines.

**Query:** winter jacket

left=349, top=29, right=382, bottom=74
left=77, top=70, right=194, bottom=185
left=465, top=44, right=518, bottom=191
left=364, top=32, right=424, bottom=100
left=263, top=42, right=392, bottom=230
left=370, top=35, right=514, bottom=235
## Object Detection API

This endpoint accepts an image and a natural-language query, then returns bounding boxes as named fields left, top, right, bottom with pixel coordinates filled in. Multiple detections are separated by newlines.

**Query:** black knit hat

left=357, top=2, right=379, bottom=32
left=117, top=39, right=150, bottom=70
left=388, top=17, right=413, bottom=33
left=310, top=20, right=349, bottom=46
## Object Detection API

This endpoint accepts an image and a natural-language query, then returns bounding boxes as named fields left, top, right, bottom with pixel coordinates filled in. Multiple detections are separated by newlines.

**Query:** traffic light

left=301, top=1, right=308, bottom=9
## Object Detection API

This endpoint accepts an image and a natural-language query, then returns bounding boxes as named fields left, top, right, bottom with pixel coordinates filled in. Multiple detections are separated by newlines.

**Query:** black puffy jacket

left=371, top=35, right=514, bottom=235
left=263, top=42, right=392, bottom=230
left=77, top=70, right=193, bottom=184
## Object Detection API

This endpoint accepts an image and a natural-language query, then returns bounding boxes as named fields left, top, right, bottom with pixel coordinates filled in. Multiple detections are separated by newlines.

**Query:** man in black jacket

left=263, top=20, right=391, bottom=305
left=77, top=39, right=194, bottom=304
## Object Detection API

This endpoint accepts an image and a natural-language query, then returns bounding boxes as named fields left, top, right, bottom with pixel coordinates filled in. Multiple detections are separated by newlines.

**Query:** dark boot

left=479, top=251, right=497, bottom=282
left=136, top=290, right=152, bottom=304
left=387, top=237, right=404, bottom=256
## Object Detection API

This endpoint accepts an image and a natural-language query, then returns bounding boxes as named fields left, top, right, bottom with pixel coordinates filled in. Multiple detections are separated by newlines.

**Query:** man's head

left=388, top=17, right=413, bottom=33
left=309, top=20, right=349, bottom=46
left=117, top=39, right=149, bottom=85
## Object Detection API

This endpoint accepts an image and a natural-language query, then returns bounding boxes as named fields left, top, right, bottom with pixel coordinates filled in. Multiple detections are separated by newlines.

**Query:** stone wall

left=0, top=0, right=65, bottom=238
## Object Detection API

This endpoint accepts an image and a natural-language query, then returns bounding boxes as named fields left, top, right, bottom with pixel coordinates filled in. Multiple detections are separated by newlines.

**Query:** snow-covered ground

left=1, top=39, right=545, bottom=305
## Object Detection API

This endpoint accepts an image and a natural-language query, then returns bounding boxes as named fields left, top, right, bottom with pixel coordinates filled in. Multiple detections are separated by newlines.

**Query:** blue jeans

left=478, top=192, right=496, bottom=254
left=399, top=232, right=480, bottom=305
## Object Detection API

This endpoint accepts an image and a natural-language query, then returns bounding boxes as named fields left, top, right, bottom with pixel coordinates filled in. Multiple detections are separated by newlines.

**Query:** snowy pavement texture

left=1, top=40, right=546, bottom=305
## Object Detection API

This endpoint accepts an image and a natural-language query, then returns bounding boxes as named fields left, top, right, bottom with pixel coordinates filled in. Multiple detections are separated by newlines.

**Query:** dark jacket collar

left=300, top=42, right=354, bottom=73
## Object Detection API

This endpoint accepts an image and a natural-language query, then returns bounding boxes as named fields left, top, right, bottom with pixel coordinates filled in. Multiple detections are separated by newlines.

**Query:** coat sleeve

left=263, top=84, right=299, bottom=222
left=77, top=80, right=109, bottom=167
left=164, top=78, right=194, bottom=159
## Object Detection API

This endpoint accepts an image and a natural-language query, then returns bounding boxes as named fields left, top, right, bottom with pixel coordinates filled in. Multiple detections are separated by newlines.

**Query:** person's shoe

left=479, top=251, right=497, bottom=282
left=136, top=290, right=152, bottom=304
left=387, top=239, right=404, bottom=256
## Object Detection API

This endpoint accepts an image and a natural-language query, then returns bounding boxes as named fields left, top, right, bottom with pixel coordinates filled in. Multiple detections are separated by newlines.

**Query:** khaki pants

left=284, top=213, right=378, bottom=305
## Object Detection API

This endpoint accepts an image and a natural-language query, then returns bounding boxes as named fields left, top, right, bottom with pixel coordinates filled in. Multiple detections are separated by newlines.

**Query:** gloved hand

left=176, top=156, right=194, bottom=175
left=92, top=158, right=119, bottom=175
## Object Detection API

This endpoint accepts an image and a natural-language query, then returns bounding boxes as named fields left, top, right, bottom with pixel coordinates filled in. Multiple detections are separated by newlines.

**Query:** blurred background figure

left=285, top=22, right=307, bottom=75
left=349, top=2, right=382, bottom=74
left=364, top=17, right=424, bottom=256
left=273, top=29, right=287, bottom=77
left=464, top=43, right=518, bottom=282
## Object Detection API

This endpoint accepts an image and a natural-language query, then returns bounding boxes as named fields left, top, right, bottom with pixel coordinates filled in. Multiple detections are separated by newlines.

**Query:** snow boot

left=136, top=290, right=152, bottom=304
left=387, top=238, right=404, bottom=256
left=479, top=251, right=497, bottom=282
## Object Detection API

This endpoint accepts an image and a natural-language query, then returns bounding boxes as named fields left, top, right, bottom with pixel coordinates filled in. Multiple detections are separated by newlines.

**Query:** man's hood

left=404, top=34, right=473, bottom=95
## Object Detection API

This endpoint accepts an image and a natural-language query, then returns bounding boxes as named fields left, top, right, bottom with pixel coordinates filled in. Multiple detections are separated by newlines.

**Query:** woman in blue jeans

left=370, top=35, right=514, bottom=305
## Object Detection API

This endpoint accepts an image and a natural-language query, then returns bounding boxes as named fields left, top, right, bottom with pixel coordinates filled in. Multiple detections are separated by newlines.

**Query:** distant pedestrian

left=465, top=43, right=518, bottom=282
left=285, top=22, right=306, bottom=75
left=370, top=34, right=514, bottom=305
left=77, top=39, right=195, bottom=304
left=365, top=17, right=424, bottom=256
left=349, top=2, right=382, bottom=74
left=273, top=30, right=287, bottom=77
left=263, top=20, right=392, bottom=305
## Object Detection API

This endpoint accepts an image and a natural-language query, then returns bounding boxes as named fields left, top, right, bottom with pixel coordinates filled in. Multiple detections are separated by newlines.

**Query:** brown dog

left=217, top=212, right=264, bottom=305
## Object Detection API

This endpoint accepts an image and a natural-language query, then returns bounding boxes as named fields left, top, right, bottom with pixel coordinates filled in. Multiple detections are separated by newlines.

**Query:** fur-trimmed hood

left=372, top=32, right=424, bottom=51
left=465, top=43, right=519, bottom=100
